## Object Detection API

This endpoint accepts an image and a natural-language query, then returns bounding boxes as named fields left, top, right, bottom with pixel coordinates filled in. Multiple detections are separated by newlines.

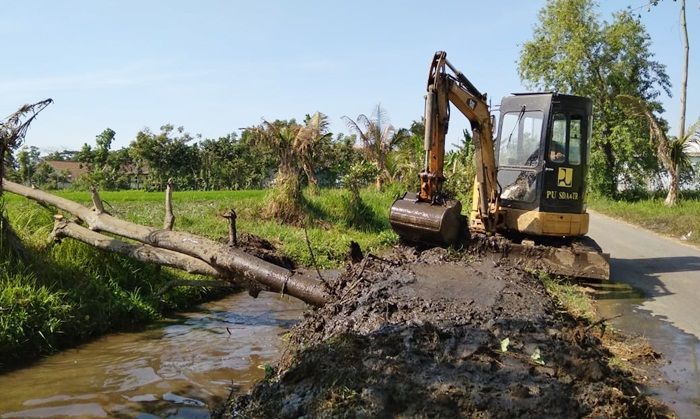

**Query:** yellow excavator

left=390, top=51, right=609, bottom=280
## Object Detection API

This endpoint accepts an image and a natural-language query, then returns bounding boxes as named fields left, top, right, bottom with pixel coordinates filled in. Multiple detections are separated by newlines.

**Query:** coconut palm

left=343, top=104, right=400, bottom=190
left=619, top=94, right=699, bottom=205
left=250, top=112, right=330, bottom=223
left=295, top=112, right=332, bottom=191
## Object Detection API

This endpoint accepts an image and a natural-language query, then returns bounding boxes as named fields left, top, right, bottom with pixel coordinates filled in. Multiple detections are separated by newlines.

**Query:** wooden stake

left=223, top=209, right=237, bottom=246
left=164, top=178, right=175, bottom=230
left=91, top=186, right=105, bottom=214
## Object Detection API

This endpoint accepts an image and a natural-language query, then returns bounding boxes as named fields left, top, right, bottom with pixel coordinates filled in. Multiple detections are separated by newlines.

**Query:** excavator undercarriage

left=389, top=51, right=610, bottom=280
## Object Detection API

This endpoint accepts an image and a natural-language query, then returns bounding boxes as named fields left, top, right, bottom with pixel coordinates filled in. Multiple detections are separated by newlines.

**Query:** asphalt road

left=587, top=211, right=700, bottom=338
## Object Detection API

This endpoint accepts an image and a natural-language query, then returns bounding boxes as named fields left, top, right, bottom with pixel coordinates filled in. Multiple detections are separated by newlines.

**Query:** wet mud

left=217, top=246, right=669, bottom=418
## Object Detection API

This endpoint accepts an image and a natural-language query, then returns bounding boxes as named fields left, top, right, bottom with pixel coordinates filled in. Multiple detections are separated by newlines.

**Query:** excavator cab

left=492, top=93, right=592, bottom=237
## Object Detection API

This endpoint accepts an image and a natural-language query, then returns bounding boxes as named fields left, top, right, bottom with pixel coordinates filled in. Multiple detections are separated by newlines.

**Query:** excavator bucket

left=389, top=196, right=464, bottom=245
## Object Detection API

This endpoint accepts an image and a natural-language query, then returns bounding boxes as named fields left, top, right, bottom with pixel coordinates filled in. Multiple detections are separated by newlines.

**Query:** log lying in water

left=3, top=179, right=331, bottom=306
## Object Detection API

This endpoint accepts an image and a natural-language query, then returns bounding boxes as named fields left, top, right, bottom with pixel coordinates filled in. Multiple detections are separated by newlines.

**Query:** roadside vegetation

left=539, top=273, right=597, bottom=322
left=540, top=272, right=660, bottom=377
left=588, top=191, right=700, bottom=245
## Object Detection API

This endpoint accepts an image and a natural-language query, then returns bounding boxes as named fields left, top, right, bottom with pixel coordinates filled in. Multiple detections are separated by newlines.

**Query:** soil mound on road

left=218, top=246, right=665, bottom=418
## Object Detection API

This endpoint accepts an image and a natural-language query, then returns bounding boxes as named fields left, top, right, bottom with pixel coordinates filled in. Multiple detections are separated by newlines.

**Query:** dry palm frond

left=342, top=104, right=397, bottom=188
left=1, top=99, right=53, bottom=186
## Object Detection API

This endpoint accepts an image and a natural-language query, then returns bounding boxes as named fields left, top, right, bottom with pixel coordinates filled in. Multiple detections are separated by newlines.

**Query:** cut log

left=3, top=179, right=331, bottom=306
left=51, top=215, right=225, bottom=278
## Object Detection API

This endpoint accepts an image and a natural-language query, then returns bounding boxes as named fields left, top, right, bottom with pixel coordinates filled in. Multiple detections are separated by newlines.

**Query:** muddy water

left=591, top=281, right=700, bottom=418
left=0, top=292, right=305, bottom=418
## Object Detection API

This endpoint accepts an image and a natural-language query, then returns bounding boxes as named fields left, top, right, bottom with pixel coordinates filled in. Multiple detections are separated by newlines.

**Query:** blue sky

left=1, top=0, right=697, bottom=152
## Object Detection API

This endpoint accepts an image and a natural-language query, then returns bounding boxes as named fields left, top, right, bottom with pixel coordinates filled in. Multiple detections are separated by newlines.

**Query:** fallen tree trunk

left=3, top=179, right=330, bottom=306
left=51, top=215, right=225, bottom=278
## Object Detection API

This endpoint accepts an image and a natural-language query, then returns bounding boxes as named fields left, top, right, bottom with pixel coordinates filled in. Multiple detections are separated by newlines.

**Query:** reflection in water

left=590, top=281, right=700, bottom=418
left=0, top=292, right=305, bottom=418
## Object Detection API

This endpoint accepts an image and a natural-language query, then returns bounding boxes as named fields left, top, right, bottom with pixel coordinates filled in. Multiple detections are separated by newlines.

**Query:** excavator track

left=469, top=234, right=610, bottom=280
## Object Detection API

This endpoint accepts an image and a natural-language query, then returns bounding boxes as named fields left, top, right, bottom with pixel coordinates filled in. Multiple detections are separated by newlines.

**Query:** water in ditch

left=0, top=291, right=305, bottom=418
left=591, top=280, right=700, bottom=418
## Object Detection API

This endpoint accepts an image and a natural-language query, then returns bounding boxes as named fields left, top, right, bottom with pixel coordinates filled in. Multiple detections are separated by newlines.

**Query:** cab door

left=540, top=113, right=587, bottom=214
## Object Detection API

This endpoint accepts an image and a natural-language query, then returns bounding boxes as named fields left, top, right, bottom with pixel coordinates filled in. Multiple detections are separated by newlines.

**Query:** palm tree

left=295, top=112, right=332, bottom=191
left=619, top=95, right=699, bottom=205
left=250, top=112, right=330, bottom=223
left=343, top=104, right=399, bottom=190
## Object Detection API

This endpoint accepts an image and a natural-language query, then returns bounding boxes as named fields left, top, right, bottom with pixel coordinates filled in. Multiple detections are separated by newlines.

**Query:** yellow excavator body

left=389, top=51, right=609, bottom=280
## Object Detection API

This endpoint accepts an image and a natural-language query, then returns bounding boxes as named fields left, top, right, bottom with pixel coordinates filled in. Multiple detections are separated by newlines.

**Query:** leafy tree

left=314, top=133, right=361, bottom=187
left=391, top=120, right=425, bottom=190
left=44, top=150, right=78, bottom=161
left=443, top=130, right=476, bottom=207
left=340, top=161, right=381, bottom=229
left=198, top=132, right=277, bottom=190
left=15, top=146, right=41, bottom=185
left=343, top=104, right=401, bottom=190
left=129, top=125, right=200, bottom=190
left=31, top=162, right=59, bottom=189
left=76, top=128, right=131, bottom=190
left=518, top=0, right=671, bottom=196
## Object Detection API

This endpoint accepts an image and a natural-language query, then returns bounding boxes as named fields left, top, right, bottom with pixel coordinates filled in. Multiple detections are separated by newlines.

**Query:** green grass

left=539, top=273, right=596, bottom=322
left=11, top=187, right=399, bottom=268
left=588, top=192, right=700, bottom=246
left=0, top=186, right=399, bottom=367
left=0, top=195, right=228, bottom=368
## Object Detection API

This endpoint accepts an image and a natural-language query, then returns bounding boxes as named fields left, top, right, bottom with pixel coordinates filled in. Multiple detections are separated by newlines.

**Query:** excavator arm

left=419, top=51, right=501, bottom=232
left=389, top=51, right=500, bottom=244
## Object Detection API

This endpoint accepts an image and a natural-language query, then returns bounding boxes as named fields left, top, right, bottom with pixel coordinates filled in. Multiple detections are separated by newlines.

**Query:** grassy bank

left=0, top=187, right=398, bottom=368
left=540, top=272, right=659, bottom=375
left=588, top=192, right=700, bottom=246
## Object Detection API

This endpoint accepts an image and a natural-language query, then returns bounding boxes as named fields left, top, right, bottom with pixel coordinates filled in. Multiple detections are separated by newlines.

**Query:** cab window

left=569, top=117, right=582, bottom=165
left=498, top=111, right=543, bottom=167
left=547, top=113, right=583, bottom=165
left=549, top=114, right=566, bottom=163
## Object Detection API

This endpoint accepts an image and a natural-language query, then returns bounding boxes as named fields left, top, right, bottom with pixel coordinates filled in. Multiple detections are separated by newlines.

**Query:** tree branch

left=51, top=215, right=225, bottom=278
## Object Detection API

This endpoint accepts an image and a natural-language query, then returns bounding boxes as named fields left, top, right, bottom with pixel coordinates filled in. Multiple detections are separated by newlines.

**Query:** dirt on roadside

left=215, top=245, right=670, bottom=418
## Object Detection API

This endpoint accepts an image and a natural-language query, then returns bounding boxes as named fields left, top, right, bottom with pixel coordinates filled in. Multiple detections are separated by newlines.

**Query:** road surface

left=587, top=211, right=700, bottom=417
left=588, top=210, right=700, bottom=338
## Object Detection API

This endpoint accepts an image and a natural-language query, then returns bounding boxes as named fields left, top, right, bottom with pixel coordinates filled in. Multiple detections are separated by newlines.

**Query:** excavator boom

left=390, top=51, right=501, bottom=244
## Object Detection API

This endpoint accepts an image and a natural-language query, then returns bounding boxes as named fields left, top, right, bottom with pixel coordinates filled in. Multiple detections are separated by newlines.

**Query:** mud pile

left=217, top=246, right=665, bottom=418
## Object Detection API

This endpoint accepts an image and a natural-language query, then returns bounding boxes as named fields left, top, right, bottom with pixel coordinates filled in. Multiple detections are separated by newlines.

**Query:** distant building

left=121, top=163, right=150, bottom=189
left=43, top=160, right=89, bottom=187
